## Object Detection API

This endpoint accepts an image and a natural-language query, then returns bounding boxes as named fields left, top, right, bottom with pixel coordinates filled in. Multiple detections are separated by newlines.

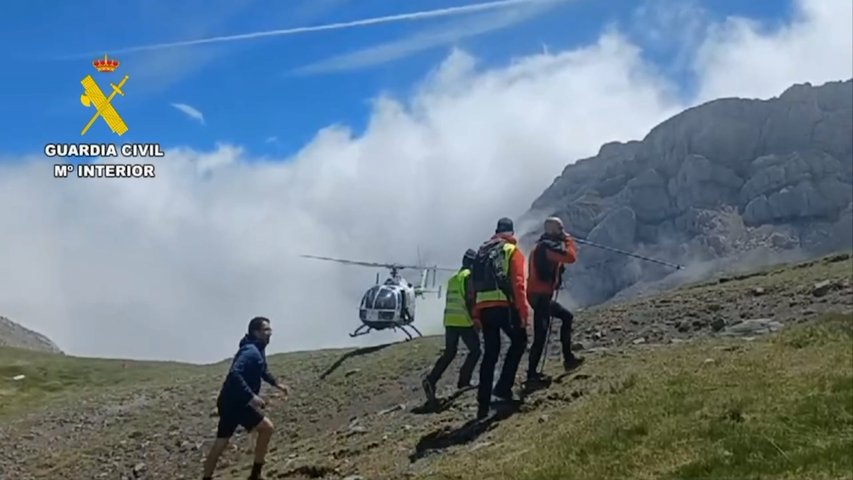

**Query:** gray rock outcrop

left=0, top=316, right=63, bottom=354
left=521, top=79, right=853, bottom=307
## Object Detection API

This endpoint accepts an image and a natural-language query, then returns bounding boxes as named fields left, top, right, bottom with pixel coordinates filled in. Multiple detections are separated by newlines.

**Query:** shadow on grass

left=519, top=377, right=553, bottom=400
left=410, top=400, right=522, bottom=462
left=318, top=343, right=394, bottom=380
left=411, top=385, right=476, bottom=415
left=518, top=370, right=592, bottom=401
left=275, top=464, right=336, bottom=478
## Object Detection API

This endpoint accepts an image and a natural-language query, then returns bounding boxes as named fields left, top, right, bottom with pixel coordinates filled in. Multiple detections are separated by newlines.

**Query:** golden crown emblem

left=92, top=54, right=119, bottom=73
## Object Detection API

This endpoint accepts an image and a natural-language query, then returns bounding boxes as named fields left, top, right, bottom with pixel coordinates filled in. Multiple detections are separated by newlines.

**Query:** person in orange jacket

left=468, top=217, right=529, bottom=420
left=525, top=217, right=584, bottom=383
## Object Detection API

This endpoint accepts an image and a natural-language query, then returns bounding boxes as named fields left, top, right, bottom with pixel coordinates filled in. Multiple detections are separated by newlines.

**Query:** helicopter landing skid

left=402, top=324, right=423, bottom=341
left=349, top=323, right=423, bottom=341
left=349, top=324, right=373, bottom=338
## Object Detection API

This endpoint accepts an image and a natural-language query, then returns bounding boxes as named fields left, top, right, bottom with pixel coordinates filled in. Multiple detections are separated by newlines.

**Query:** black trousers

left=526, top=293, right=574, bottom=378
left=426, top=326, right=481, bottom=387
left=477, top=306, right=527, bottom=408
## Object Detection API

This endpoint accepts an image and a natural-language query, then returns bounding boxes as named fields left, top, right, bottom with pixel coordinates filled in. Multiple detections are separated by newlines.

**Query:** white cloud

left=170, top=103, right=206, bottom=125
left=94, top=0, right=549, bottom=55
left=693, top=0, right=853, bottom=102
left=1, top=0, right=850, bottom=363
left=292, top=0, right=569, bottom=75
left=99, top=0, right=349, bottom=96
left=629, top=0, right=710, bottom=72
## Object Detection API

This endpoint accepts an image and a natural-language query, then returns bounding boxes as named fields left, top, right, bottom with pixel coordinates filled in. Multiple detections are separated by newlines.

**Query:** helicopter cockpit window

left=360, top=286, right=377, bottom=309
left=361, top=285, right=398, bottom=311
left=373, top=287, right=398, bottom=310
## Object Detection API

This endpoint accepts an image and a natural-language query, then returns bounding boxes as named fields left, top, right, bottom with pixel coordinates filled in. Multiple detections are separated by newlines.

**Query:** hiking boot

left=422, top=377, right=437, bottom=404
left=476, top=405, right=490, bottom=420
left=248, top=462, right=266, bottom=480
left=523, top=373, right=551, bottom=391
left=563, top=355, right=585, bottom=372
left=492, top=389, right=515, bottom=403
left=526, top=372, right=550, bottom=384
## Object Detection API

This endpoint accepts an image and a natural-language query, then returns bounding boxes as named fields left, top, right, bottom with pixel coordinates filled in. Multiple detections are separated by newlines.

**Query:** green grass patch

left=0, top=347, right=202, bottom=419
left=432, top=312, right=853, bottom=480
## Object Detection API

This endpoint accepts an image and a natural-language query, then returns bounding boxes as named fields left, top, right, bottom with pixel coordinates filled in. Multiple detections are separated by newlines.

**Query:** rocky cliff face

left=0, top=316, right=63, bottom=354
left=521, top=79, right=853, bottom=307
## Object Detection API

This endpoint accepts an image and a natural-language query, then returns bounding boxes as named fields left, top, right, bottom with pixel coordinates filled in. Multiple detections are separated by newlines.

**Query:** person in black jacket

left=202, top=316, right=290, bottom=480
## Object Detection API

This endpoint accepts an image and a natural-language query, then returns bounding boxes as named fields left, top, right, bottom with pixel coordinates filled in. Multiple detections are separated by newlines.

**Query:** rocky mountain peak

left=521, top=79, right=853, bottom=307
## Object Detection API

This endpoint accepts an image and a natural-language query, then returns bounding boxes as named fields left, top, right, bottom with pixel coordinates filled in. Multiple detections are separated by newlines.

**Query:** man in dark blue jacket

left=202, top=316, right=289, bottom=480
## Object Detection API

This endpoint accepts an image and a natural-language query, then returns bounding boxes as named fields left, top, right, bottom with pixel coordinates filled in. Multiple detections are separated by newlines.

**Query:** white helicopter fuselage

left=299, top=253, right=450, bottom=340
left=357, top=277, right=415, bottom=325
left=382, top=276, right=416, bottom=319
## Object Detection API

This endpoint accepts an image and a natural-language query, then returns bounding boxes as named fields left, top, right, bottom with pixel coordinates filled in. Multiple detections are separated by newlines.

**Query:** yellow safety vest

left=443, top=269, right=472, bottom=327
left=474, top=242, right=517, bottom=304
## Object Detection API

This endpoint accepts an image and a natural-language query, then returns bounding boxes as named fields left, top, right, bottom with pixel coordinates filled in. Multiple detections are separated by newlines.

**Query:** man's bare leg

left=249, top=418, right=275, bottom=479
left=202, top=438, right=229, bottom=479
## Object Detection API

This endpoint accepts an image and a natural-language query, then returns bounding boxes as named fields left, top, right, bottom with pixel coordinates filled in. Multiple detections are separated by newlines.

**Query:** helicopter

left=300, top=254, right=456, bottom=340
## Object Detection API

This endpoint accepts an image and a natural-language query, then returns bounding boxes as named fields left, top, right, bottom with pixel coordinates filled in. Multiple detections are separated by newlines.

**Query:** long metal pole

left=538, top=289, right=558, bottom=375
left=572, top=236, right=683, bottom=270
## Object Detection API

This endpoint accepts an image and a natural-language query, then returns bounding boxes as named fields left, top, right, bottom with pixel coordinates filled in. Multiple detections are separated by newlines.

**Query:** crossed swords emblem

left=80, top=74, right=129, bottom=136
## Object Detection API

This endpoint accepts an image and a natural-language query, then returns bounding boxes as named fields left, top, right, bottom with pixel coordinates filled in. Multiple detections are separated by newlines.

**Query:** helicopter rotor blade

left=424, top=265, right=458, bottom=272
left=299, top=254, right=396, bottom=269
left=300, top=254, right=454, bottom=272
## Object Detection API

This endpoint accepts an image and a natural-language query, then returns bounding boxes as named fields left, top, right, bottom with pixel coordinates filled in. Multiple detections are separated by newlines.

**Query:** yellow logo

left=80, top=54, right=129, bottom=136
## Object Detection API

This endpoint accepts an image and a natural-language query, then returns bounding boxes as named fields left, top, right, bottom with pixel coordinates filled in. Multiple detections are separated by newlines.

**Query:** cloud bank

left=1, top=0, right=850, bottom=363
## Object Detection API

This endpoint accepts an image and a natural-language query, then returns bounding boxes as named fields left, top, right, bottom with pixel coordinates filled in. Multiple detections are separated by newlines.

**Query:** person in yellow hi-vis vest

left=421, top=249, right=481, bottom=404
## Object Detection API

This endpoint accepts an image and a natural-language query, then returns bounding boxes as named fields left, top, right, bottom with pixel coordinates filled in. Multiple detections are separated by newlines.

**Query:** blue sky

left=0, top=0, right=793, bottom=160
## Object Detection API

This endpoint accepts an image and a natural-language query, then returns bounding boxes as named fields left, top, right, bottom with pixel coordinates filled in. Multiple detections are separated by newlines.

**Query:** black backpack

left=470, top=238, right=514, bottom=302
left=533, top=237, right=567, bottom=288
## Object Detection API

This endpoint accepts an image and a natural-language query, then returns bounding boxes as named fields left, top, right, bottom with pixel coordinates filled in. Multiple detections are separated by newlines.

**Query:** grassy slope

left=0, top=349, right=200, bottom=419
left=426, top=313, right=853, bottom=480
left=0, top=253, right=851, bottom=480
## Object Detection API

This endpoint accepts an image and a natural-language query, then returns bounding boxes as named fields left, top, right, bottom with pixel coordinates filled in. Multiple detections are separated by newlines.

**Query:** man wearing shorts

left=202, top=317, right=289, bottom=480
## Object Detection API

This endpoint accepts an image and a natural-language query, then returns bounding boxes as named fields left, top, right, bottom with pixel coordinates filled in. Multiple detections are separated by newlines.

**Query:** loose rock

left=720, top=319, right=783, bottom=337
left=710, top=318, right=726, bottom=332
left=812, top=280, right=833, bottom=297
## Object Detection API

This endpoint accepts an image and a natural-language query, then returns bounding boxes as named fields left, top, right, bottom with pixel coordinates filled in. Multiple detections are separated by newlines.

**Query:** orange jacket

left=527, top=234, right=577, bottom=296
left=470, top=233, right=529, bottom=327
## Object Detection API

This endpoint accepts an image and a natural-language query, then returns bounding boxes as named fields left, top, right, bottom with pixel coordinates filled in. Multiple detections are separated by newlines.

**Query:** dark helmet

left=495, top=217, right=514, bottom=234
left=462, top=248, right=476, bottom=269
